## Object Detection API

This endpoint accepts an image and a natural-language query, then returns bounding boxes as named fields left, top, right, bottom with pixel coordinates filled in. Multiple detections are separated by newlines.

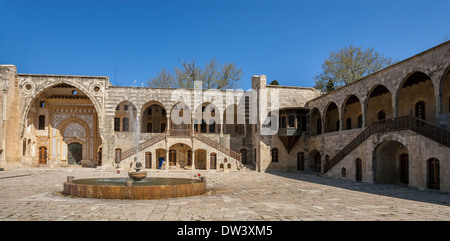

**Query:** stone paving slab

left=0, top=168, right=449, bottom=221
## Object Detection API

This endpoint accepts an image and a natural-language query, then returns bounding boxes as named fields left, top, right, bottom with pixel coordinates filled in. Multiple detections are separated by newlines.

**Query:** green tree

left=269, top=80, right=279, bottom=85
left=148, top=58, right=242, bottom=90
left=314, top=45, right=394, bottom=91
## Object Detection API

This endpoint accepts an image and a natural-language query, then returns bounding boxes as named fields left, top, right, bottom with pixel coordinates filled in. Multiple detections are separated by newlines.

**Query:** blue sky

left=1, top=0, right=449, bottom=89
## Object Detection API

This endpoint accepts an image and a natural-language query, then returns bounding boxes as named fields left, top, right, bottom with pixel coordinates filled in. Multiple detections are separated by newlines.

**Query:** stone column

left=191, top=149, right=196, bottom=170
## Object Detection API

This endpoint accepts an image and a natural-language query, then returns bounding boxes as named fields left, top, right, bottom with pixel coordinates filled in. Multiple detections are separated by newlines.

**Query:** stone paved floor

left=0, top=167, right=449, bottom=221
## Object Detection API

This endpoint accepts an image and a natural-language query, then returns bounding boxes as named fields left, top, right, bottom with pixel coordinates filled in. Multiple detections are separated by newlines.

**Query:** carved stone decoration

left=64, top=123, right=86, bottom=137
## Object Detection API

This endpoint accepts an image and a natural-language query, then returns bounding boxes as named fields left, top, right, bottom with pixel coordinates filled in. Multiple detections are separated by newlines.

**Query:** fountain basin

left=63, top=177, right=206, bottom=200
left=128, top=171, right=147, bottom=181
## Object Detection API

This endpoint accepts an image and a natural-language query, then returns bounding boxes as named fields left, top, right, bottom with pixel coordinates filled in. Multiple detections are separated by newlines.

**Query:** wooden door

left=38, top=146, right=47, bottom=164
left=210, top=153, right=217, bottom=169
left=145, top=152, right=152, bottom=169
left=428, top=158, right=440, bottom=190
left=169, top=150, right=176, bottom=166
left=297, top=152, right=304, bottom=171
left=399, top=153, right=409, bottom=184
left=355, top=158, right=362, bottom=181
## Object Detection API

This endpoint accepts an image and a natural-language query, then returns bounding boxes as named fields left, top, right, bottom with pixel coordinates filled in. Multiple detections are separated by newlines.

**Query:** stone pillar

left=191, top=149, right=195, bottom=170
left=165, top=148, right=169, bottom=169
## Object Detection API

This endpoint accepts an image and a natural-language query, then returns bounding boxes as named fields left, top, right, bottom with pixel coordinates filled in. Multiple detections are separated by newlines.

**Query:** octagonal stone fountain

left=63, top=160, right=206, bottom=200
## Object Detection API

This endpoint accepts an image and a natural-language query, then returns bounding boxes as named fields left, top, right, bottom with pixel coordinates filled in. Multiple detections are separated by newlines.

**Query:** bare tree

left=147, top=57, right=242, bottom=90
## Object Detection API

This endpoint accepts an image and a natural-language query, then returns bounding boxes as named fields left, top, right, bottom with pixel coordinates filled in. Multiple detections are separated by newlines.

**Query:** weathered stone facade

left=0, top=41, right=448, bottom=192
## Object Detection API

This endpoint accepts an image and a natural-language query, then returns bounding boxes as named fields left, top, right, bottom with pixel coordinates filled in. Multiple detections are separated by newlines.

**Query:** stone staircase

left=324, top=115, right=450, bottom=173
left=120, top=129, right=242, bottom=164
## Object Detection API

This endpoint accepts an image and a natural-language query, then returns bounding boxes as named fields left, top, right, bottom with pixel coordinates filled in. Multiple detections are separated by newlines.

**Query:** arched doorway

left=324, top=102, right=339, bottom=133
left=68, top=142, right=82, bottom=165
left=141, top=102, right=167, bottom=133
left=342, top=95, right=362, bottom=130
left=24, top=83, right=102, bottom=166
left=427, top=158, right=440, bottom=190
left=373, top=140, right=408, bottom=185
left=168, top=143, right=192, bottom=169
left=309, top=108, right=322, bottom=135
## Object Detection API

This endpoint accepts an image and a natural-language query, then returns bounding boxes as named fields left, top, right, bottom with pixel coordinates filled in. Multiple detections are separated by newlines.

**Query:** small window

left=341, top=167, right=347, bottom=178
left=39, top=101, right=45, bottom=108
left=288, top=116, right=295, bottom=127
left=124, top=105, right=129, bottom=111
left=147, top=123, right=153, bottom=133
left=114, top=118, right=120, bottom=131
left=271, top=148, right=279, bottom=162
left=38, top=115, right=45, bottom=130
left=378, top=110, right=386, bottom=121
left=72, top=90, right=77, bottom=95
left=346, top=118, right=352, bottom=130
left=357, top=115, right=363, bottom=128
left=415, top=101, right=425, bottom=120
left=116, top=105, right=120, bottom=110
left=123, top=118, right=129, bottom=132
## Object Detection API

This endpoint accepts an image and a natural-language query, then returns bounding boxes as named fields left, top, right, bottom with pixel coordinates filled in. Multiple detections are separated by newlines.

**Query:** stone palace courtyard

left=0, top=168, right=448, bottom=221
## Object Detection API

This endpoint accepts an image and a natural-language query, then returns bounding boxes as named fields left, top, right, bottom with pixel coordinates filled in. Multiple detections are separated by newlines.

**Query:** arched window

left=415, top=101, right=425, bottom=120
left=271, top=148, right=279, bottom=162
left=38, top=115, right=45, bottom=130
left=357, top=115, right=363, bottom=128
left=341, top=167, right=347, bottom=178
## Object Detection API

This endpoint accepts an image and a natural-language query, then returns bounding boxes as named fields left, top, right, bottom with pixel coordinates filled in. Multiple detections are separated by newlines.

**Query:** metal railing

left=120, top=129, right=242, bottom=162
left=324, top=115, right=449, bottom=173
